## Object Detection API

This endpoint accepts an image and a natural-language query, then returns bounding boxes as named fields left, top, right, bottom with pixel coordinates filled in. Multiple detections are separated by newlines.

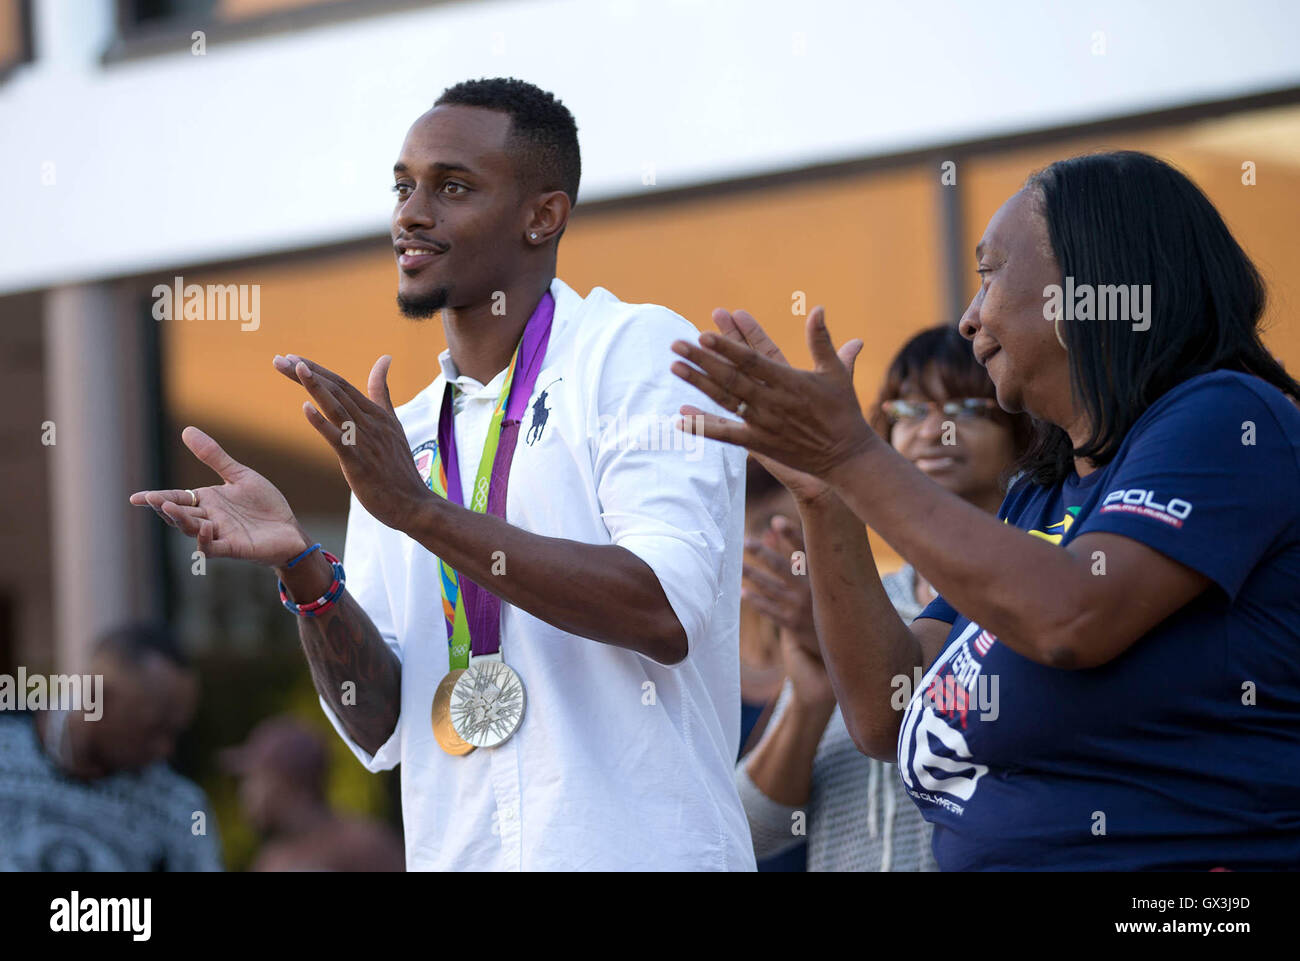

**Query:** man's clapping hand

left=272, top=353, right=432, bottom=532
left=129, top=426, right=311, bottom=567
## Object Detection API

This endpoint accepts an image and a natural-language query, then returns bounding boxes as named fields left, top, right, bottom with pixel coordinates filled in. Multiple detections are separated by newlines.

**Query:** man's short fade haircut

left=434, top=77, right=581, bottom=207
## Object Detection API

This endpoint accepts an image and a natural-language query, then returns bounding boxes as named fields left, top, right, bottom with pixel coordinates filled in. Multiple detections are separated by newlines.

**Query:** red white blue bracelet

left=278, top=550, right=346, bottom=617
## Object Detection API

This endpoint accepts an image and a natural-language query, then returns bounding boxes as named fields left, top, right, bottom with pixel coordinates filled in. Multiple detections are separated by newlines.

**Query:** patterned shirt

left=735, top=565, right=939, bottom=871
left=0, top=713, right=222, bottom=871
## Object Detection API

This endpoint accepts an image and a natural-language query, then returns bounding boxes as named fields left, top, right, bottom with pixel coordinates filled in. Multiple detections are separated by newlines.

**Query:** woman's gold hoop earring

left=1054, top=313, right=1068, bottom=351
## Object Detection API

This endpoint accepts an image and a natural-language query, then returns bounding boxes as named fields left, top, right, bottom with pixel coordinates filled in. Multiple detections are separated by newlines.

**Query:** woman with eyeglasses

left=735, top=326, right=1030, bottom=871
left=673, top=151, right=1300, bottom=870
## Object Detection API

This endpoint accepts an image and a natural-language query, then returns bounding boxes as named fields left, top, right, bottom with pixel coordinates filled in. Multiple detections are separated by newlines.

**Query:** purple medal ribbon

left=437, top=290, right=555, bottom=658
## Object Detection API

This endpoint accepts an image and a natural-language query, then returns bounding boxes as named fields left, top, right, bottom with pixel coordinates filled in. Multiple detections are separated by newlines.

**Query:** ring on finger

left=736, top=401, right=749, bottom=417
left=186, top=489, right=198, bottom=507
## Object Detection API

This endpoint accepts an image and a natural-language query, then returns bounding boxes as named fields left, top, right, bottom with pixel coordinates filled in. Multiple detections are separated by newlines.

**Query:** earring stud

left=530, top=232, right=538, bottom=239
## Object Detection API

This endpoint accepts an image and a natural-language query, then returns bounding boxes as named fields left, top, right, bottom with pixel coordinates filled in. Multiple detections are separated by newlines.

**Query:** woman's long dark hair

left=1019, top=150, right=1300, bottom=486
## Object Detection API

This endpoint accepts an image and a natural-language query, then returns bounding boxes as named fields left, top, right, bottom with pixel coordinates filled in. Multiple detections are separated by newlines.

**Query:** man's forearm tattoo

left=297, top=592, right=402, bottom=755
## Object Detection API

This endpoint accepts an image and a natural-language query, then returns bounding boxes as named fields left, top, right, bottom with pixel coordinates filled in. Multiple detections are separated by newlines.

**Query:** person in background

left=0, top=623, right=222, bottom=871
left=222, top=716, right=404, bottom=872
left=738, top=458, right=796, bottom=753
left=734, top=325, right=1030, bottom=870
left=737, top=457, right=807, bottom=870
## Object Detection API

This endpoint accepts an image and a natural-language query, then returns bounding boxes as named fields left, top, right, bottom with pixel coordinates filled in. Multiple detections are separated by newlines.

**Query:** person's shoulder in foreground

left=1114, top=368, right=1292, bottom=461
left=1061, top=368, right=1300, bottom=598
left=1003, top=367, right=1300, bottom=529
left=555, top=278, right=706, bottom=376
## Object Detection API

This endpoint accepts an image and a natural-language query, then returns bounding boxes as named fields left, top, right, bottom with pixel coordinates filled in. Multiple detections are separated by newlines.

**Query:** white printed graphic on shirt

left=898, top=622, right=989, bottom=806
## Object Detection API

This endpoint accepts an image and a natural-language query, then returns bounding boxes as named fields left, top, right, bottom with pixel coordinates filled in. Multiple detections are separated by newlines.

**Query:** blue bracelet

left=286, top=542, right=322, bottom=569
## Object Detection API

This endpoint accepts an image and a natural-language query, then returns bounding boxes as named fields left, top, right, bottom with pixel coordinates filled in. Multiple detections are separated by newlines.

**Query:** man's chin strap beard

left=397, top=288, right=449, bottom=320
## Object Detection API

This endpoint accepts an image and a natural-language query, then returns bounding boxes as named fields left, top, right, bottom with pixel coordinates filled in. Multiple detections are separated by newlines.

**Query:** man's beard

left=397, top=286, right=449, bottom=319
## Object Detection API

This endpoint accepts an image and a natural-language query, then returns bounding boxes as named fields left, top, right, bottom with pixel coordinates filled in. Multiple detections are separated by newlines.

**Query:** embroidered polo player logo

left=526, top=378, right=562, bottom=445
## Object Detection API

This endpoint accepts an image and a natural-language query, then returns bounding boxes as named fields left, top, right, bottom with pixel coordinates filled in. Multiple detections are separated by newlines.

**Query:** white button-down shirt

left=320, top=277, right=754, bottom=870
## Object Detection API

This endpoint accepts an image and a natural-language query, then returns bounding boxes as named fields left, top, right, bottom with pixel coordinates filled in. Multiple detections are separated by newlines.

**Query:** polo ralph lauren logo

left=526, top=378, right=562, bottom=445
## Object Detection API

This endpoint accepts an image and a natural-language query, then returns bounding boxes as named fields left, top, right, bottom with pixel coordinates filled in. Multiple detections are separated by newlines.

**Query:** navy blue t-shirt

left=897, top=370, right=1300, bottom=870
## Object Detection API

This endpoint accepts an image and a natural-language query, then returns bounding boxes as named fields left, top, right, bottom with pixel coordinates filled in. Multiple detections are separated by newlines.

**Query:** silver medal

left=449, top=659, right=526, bottom=748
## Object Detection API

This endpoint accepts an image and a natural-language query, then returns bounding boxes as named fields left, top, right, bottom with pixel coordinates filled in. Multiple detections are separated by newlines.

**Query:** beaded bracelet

left=278, top=550, right=345, bottom=617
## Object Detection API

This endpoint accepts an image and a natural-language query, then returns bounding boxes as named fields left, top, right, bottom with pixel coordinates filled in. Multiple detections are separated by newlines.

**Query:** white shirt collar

left=435, top=277, right=577, bottom=396
left=435, top=350, right=498, bottom=396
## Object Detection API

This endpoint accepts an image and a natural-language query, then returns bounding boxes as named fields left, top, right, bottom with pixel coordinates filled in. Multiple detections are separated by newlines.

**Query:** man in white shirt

left=131, top=77, right=754, bottom=870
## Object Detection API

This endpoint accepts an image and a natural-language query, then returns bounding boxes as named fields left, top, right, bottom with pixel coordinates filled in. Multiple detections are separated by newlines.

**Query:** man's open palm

left=129, top=426, right=308, bottom=567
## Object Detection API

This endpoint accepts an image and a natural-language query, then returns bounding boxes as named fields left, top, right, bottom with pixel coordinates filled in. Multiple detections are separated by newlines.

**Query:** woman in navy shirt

left=669, top=150, right=1300, bottom=870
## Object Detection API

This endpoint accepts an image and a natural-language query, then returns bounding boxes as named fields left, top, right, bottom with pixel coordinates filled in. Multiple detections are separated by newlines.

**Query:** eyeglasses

left=880, top=397, right=1000, bottom=425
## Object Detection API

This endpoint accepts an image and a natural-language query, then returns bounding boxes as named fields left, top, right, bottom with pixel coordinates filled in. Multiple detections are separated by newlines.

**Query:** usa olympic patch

left=412, top=439, right=438, bottom=491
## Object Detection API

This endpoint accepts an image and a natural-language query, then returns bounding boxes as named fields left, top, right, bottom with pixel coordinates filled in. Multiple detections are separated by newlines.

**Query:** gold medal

left=432, top=669, right=475, bottom=756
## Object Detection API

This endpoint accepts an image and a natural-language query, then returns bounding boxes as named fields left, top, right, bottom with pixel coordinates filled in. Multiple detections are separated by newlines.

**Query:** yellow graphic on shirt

left=1023, top=505, right=1082, bottom=544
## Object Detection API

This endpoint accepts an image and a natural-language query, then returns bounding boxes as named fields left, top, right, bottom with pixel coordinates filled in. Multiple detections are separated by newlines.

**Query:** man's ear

left=525, top=190, right=571, bottom=244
